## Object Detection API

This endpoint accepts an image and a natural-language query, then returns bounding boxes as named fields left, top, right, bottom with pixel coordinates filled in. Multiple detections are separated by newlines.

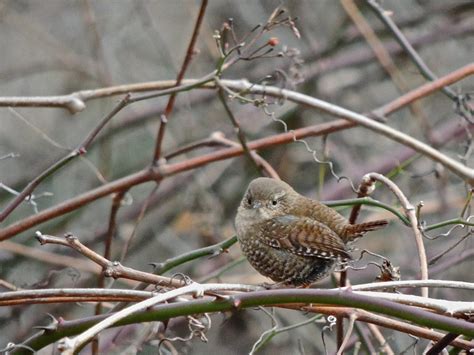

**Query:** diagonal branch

left=0, top=94, right=131, bottom=223
left=152, top=0, right=208, bottom=163
left=218, top=78, right=474, bottom=184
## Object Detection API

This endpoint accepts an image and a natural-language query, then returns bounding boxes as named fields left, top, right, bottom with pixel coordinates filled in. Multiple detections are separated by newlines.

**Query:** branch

left=34, top=232, right=180, bottom=287
left=0, top=288, right=153, bottom=306
left=151, top=235, right=238, bottom=275
left=152, top=0, right=208, bottom=162
left=347, top=279, right=474, bottom=292
left=218, top=78, right=474, bottom=184
left=366, top=0, right=458, bottom=100
left=57, top=282, right=258, bottom=354
left=58, top=285, right=474, bottom=354
left=0, top=94, right=131, bottom=222
left=216, top=80, right=264, bottom=175
left=359, top=173, right=429, bottom=297
left=14, top=294, right=474, bottom=354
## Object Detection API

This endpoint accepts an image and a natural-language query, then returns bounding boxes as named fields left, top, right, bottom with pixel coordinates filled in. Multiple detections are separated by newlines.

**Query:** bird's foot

left=259, top=281, right=287, bottom=289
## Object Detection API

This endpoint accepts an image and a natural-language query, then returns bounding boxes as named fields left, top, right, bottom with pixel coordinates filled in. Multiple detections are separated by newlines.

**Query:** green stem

left=152, top=236, right=238, bottom=275
left=323, top=197, right=410, bottom=225
left=424, top=218, right=474, bottom=232
left=15, top=289, right=474, bottom=354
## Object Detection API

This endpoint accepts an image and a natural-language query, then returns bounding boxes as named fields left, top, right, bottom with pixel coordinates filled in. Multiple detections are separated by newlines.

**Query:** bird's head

left=238, top=177, right=294, bottom=219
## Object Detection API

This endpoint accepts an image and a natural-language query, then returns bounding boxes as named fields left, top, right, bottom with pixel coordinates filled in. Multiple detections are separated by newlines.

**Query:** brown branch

left=0, top=168, right=155, bottom=240
left=34, top=232, right=183, bottom=288
left=426, top=332, right=460, bottom=355
left=95, top=190, right=127, bottom=317
left=216, top=82, right=264, bottom=175
left=152, top=0, right=208, bottom=163
left=0, top=288, right=152, bottom=306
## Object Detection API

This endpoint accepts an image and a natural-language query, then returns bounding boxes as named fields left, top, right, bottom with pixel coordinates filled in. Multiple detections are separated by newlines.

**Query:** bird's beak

left=252, top=201, right=262, bottom=209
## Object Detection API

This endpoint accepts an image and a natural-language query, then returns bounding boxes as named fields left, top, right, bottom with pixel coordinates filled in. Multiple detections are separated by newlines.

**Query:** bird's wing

left=259, top=215, right=350, bottom=260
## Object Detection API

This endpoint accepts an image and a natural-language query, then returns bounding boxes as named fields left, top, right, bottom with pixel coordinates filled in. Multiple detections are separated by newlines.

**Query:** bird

left=235, top=177, right=387, bottom=286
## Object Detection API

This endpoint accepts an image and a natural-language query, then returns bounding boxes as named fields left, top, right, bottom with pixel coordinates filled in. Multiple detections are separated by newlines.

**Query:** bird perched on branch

left=235, top=177, right=387, bottom=286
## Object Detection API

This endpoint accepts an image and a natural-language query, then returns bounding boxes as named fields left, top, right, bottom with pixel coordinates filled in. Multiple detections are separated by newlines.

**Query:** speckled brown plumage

left=235, top=178, right=388, bottom=286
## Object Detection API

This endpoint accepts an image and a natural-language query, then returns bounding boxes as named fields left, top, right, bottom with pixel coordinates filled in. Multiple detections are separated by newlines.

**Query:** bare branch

left=359, top=173, right=429, bottom=297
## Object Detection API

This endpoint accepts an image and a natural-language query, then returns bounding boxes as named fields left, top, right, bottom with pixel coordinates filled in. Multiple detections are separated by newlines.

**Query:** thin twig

left=119, top=184, right=160, bottom=262
left=0, top=240, right=102, bottom=275
left=366, top=323, right=394, bottom=355
left=211, top=132, right=280, bottom=179
left=152, top=235, right=238, bottom=275
left=426, top=332, right=460, bottom=355
left=95, top=190, right=127, bottom=317
left=337, top=314, right=356, bottom=355
left=34, top=232, right=181, bottom=287
left=216, top=80, right=264, bottom=174
left=152, top=0, right=208, bottom=163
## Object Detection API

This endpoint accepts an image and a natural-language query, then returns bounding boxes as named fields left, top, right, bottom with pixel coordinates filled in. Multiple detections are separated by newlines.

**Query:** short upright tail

left=343, top=219, right=388, bottom=242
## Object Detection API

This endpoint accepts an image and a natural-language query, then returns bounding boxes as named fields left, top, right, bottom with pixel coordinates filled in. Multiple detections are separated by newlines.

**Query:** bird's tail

left=343, top=219, right=388, bottom=242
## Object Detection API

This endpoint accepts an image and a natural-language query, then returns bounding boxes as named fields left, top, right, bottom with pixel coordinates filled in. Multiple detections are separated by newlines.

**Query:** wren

left=235, top=177, right=387, bottom=286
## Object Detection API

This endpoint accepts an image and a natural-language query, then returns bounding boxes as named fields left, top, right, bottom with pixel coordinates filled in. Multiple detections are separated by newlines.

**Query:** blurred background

left=0, top=0, right=473, bottom=353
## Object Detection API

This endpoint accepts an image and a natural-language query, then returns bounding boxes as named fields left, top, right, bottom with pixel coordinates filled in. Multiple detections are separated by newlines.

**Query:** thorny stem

left=12, top=288, right=474, bottom=354
left=424, top=217, right=474, bottom=232
left=58, top=283, right=258, bottom=354
left=325, top=197, right=410, bottom=225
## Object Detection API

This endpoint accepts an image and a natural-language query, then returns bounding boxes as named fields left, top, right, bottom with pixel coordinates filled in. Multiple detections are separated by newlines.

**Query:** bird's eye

left=271, top=199, right=278, bottom=206
left=247, top=197, right=252, bottom=205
